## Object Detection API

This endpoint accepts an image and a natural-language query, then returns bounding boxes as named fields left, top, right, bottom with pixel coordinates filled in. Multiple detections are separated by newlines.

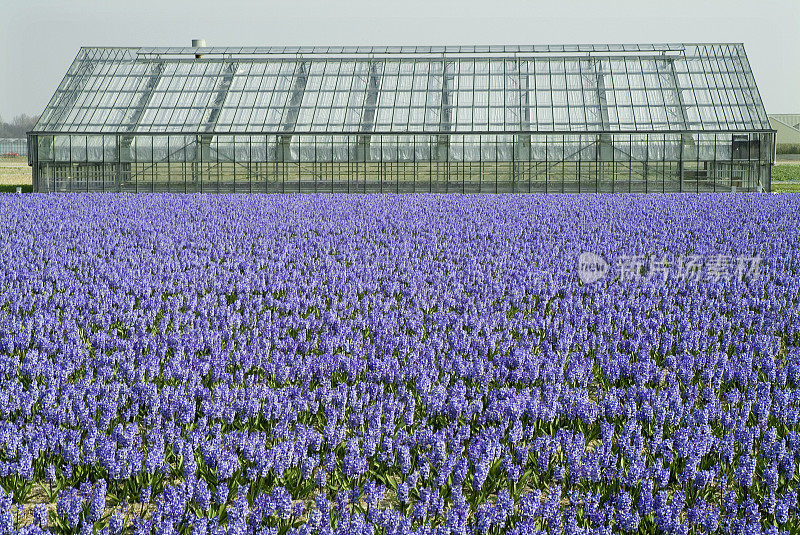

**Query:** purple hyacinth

left=195, top=479, right=211, bottom=511
left=0, top=193, right=798, bottom=532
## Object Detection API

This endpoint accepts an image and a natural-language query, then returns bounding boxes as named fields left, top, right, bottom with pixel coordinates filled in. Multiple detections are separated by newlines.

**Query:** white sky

left=1, top=0, right=798, bottom=120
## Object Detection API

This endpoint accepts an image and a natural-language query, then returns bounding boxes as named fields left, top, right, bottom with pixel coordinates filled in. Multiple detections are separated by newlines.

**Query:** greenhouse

left=28, top=43, right=774, bottom=193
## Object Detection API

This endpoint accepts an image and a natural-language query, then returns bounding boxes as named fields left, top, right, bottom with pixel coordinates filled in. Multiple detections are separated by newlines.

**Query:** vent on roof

left=192, top=39, right=206, bottom=58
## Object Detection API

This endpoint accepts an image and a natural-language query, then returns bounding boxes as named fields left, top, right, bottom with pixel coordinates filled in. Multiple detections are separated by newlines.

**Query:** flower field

left=0, top=192, right=799, bottom=535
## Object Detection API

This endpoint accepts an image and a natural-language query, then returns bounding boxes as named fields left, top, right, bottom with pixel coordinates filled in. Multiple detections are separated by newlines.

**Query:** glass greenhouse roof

left=33, top=43, right=771, bottom=135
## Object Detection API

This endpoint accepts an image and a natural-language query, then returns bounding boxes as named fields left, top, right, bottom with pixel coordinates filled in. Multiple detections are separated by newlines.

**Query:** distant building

left=769, top=114, right=800, bottom=147
left=0, top=138, right=27, bottom=157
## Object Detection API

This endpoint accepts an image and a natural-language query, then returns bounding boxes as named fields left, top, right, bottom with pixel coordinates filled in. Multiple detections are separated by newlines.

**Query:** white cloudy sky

left=1, top=0, right=798, bottom=120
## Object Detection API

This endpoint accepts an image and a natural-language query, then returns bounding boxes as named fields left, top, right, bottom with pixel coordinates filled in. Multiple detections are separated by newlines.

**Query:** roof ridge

left=76, top=43, right=746, bottom=56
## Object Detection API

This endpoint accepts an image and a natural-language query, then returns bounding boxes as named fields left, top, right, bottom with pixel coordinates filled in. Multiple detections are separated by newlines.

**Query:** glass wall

left=30, top=131, right=773, bottom=193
